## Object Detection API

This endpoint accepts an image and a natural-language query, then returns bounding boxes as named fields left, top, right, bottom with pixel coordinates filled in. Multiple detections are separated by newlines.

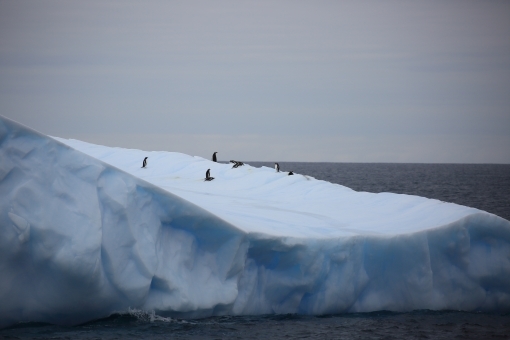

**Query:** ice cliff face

left=1, top=115, right=510, bottom=327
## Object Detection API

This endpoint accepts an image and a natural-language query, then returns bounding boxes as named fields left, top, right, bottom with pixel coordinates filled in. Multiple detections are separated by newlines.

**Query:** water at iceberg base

left=1, top=115, right=510, bottom=328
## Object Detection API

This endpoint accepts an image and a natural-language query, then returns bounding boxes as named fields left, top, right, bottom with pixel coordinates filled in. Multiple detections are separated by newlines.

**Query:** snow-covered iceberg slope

left=1, top=115, right=510, bottom=327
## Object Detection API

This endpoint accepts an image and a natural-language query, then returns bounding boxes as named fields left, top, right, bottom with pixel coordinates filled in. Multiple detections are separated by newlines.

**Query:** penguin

left=205, top=169, right=214, bottom=181
left=275, top=163, right=280, bottom=172
left=142, top=157, right=148, bottom=168
left=230, top=160, right=244, bottom=168
left=288, top=171, right=294, bottom=176
left=212, top=152, right=218, bottom=162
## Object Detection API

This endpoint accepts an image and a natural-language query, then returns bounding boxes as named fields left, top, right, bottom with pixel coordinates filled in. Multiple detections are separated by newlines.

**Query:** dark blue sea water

left=2, top=163, right=509, bottom=339
left=2, top=310, right=509, bottom=339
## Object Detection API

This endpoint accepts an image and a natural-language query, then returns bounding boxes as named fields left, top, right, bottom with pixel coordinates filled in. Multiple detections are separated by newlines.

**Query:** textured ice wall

left=1, top=116, right=510, bottom=327
left=0, top=117, right=245, bottom=326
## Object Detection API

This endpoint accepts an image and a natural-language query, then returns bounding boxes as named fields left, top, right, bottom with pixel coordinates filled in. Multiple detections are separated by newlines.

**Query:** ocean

left=1, top=163, right=509, bottom=339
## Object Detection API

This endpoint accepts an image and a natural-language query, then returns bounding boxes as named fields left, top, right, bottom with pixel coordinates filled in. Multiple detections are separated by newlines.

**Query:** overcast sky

left=1, top=1, right=509, bottom=162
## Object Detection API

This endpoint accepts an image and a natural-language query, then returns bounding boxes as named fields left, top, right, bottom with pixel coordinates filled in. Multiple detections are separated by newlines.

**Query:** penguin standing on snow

left=205, top=169, right=214, bottom=181
left=275, top=163, right=280, bottom=172
left=212, top=152, right=218, bottom=162
left=142, top=157, right=148, bottom=168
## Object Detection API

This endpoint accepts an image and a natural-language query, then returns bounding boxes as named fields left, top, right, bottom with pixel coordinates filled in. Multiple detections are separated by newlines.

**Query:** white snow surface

left=1, top=115, right=510, bottom=327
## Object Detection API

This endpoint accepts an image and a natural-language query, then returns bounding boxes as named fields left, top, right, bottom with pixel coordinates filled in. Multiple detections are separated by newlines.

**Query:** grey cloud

left=1, top=0, right=509, bottom=162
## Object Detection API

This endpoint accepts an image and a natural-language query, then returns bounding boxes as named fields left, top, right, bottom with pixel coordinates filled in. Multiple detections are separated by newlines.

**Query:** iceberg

left=1, top=115, right=510, bottom=327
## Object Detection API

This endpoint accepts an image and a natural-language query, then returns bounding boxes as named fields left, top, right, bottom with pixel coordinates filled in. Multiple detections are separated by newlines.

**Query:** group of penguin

left=141, top=152, right=294, bottom=181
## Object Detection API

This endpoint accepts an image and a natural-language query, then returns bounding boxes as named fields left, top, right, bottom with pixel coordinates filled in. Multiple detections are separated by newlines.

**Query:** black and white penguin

left=230, top=160, right=244, bottom=168
left=275, top=163, right=280, bottom=172
left=212, top=152, right=218, bottom=162
left=205, top=169, right=214, bottom=181
left=142, top=157, right=148, bottom=168
left=288, top=171, right=294, bottom=176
